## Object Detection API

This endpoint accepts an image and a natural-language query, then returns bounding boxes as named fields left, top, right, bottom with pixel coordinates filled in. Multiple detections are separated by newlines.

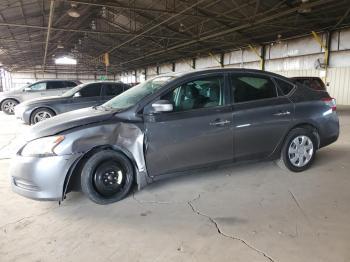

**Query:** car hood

left=0, top=89, right=22, bottom=97
left=19, top=96, right=65, bottom=107
left=26, top=107, right=115, bottom=140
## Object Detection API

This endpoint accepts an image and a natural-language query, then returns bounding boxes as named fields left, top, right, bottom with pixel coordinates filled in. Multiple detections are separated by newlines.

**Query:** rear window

left=65, top=81, right=78, bottom=87
left=47, top=81, right=64, bottom=89
left=104, top=84, right=123, bottom=96
left=293, top=78, right=326, bottom=91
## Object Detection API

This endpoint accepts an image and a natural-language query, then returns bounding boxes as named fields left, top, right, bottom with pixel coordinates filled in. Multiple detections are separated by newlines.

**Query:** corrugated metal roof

left=0, top=0, right=349, bottom=73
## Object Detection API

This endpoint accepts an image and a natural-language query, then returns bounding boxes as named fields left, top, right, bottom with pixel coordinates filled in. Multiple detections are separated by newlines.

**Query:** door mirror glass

left=152, top=100, right=173, bottom=113
left=73, top=92, right=81, bottom=98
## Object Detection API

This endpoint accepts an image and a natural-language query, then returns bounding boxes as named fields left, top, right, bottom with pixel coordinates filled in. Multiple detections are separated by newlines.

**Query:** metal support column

left=249, top=44, right=264, bottom=70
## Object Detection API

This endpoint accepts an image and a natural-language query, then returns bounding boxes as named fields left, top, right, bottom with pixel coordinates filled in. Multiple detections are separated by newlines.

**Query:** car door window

left=46, top=81, right=64, bottom=90
left=161, top=75, right=224, bottom=112
left=29, top=82, right=46, bottom=91
left=231, top=74, right=277, bottom=103
left=79, top=83, right=102, bottom=97
left=122, top=84, right=130, bottom=91
left=65, top=81, right=78, bottom=87
left=274, top=78, right=295, bottom=95
left=104, top=84, right=123, bottom=97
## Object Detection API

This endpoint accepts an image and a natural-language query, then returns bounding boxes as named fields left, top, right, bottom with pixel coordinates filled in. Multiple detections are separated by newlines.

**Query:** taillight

left=322, top=97, right=336, bottom=111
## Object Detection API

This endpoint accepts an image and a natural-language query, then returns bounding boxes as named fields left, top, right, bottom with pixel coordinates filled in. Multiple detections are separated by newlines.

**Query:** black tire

left=1, top=99, right=18, bottom=115
left=30, top=108, right=55, bottom=124
left=277, top=127, right=317, bottom=172
left=81, top=150, right=134, bottom=205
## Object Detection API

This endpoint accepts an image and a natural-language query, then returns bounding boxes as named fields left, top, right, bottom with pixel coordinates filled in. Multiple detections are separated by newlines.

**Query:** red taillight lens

left=322, top=97, right=336, bottom=111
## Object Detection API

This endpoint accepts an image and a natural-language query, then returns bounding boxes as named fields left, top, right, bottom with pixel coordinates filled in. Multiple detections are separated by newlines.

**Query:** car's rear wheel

left=31, top=108, right=55, bottom=124
left=1, top=99, right=18, bottom=115
left=81, top=150, right=134, bottom=205
left=277, top=127, right=317, bottom=172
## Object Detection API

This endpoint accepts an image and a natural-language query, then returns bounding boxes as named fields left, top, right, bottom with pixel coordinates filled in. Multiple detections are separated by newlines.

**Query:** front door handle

left=210, top=119, right=231, bottom=126
left=273, top=111, right=291, bottom=116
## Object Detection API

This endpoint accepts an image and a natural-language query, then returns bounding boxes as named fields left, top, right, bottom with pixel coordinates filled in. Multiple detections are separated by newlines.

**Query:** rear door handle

left=273, top=111, right=290, bottom=116
left=210, top=119, right=231, bottom=126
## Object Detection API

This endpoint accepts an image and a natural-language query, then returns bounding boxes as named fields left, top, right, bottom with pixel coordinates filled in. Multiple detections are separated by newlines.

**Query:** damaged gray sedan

left=10, top=69, right=339, bottom=204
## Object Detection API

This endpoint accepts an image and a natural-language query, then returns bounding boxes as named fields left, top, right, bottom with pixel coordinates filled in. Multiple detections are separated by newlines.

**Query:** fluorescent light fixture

left=55, top=56, right=77, bottom=65
left=68, top=3, right=80, bottom=18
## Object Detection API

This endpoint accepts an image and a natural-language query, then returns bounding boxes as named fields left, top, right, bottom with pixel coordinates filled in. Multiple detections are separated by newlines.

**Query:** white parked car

left=0, top=80, right=81, bottom=114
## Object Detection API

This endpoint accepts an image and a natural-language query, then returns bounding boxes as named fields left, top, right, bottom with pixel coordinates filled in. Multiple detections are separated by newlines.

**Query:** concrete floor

left=0, top=110, right=349, bottom=262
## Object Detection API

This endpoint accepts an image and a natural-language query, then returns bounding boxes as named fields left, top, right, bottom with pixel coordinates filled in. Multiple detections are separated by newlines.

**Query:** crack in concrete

left=0, top=135, right=17, bottom=152
left=188, top=194, right=275, bottom=262
left=288, top=190, right=310, bottom=224
left=0, top=205, right=59, bottom=231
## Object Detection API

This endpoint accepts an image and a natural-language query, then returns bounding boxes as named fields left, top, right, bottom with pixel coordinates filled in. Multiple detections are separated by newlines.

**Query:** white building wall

left=175, top=59, right=193, bottom=73
left=223, top=48, right=261, bottom=69
left=135, top=69, right=145, bottom=83
left=120, top=71, right=136, bottom=84
left=196, top=55, right=221, bottom=69
left=327, top=67, right=350, bottom=105
left=146, top=66, right=158, bottom=79
left=0, top=70, right=117, bottom=91
left=159, top=63, right=173, bottom=74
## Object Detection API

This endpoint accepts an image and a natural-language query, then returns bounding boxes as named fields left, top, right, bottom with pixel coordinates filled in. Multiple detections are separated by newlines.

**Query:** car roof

left=155, top=68, right=292, bottom=82
left=84, top=81, right=125, bottom=84
left=290, top=77, right=322, bottom=80
left=33, top=79, right=80, bottom=83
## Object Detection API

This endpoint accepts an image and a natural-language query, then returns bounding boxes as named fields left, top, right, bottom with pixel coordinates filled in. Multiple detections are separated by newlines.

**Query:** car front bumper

left=14, top=106, right=31, bottom=124
left=10, top=153, right=83, bottom=201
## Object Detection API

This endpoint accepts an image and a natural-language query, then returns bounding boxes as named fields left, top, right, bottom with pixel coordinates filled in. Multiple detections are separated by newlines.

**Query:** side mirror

left=24, top=87, right=31, bottom=92
left=151, top=100, right=173, bottom=113
left=73, top=92, right=81, bottom=98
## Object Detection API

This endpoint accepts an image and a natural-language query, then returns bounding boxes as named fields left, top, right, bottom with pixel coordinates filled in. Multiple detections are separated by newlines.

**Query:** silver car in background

left=0, top=80, right=81, bottom=114
left=15, top=81, right=130, bottom=125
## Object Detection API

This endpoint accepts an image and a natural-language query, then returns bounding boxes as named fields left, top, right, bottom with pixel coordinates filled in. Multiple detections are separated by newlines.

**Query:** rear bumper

left=10, top=153, right=83, bottom=201
left=320, top=133, right=339, bottom=148
left=319, top=112, right=339, bottom=148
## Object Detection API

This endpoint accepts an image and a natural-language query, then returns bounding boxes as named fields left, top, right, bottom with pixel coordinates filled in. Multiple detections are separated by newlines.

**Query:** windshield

left=16, top=83, right=31, bottom=90
left=103, top=76, right=174, bottom=110
left=62, top=83, right=86, bottom=97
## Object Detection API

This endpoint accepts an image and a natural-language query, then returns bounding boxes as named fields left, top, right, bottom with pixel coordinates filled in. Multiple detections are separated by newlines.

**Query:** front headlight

left=21, top=136, right=65, bottom=157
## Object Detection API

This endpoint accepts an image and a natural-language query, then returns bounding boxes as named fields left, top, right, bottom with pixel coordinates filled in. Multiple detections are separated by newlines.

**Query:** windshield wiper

left=93, top=105, right=113, bottom=111
left=102, top=105, right=113, bottom=111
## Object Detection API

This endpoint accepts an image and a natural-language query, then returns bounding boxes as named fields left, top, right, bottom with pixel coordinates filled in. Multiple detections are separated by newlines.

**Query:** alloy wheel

left=288, top=135, right=314, bottom=167
left=33, top=111, right=53, bottom=123
left=3, top=101, right=16, bottom=114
